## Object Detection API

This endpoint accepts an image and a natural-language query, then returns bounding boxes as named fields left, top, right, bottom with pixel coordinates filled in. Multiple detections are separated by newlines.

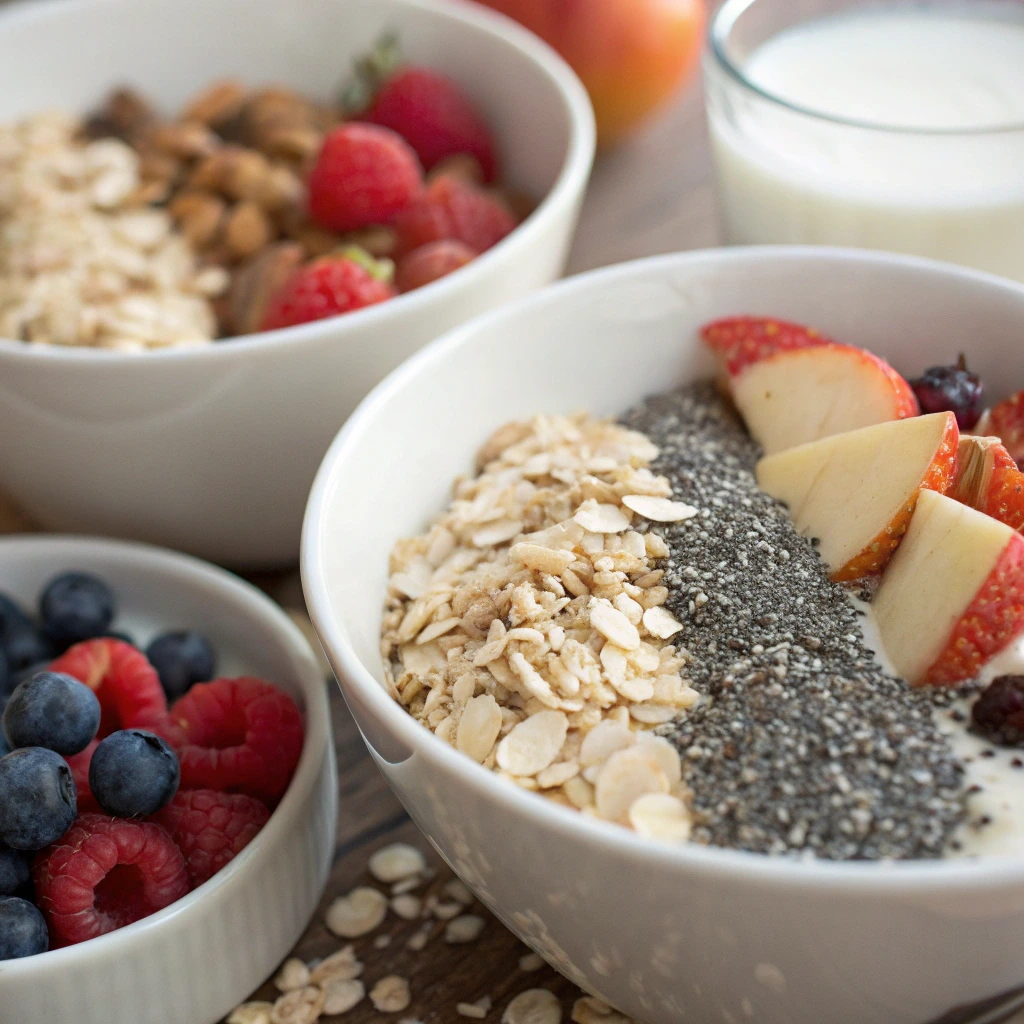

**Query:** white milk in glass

left=706, top=5, right=1024, bottom=281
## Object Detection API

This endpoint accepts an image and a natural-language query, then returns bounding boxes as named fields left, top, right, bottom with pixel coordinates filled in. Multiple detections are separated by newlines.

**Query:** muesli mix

left=383, top=316, right=1024, bottom=860
left=0, top=38, right=528, bottom=350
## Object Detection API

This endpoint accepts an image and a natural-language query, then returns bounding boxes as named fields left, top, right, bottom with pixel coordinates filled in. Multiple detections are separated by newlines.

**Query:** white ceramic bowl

left=0, top=0, right=594, bottom=569
left=1, top=536, right=336, bottom=1024
left=303, top=247, right=1024, bottom=1024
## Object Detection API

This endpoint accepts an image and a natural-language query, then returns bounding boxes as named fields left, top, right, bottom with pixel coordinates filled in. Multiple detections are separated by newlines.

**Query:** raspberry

left=49, top=639, right=167, bottom=738
left=261, top=255, right=396, bottom=331
left=152, top=789, right=270, bottom=887
left=64, top=739, right=101, bottom=814
left=363, top=67, right=497, bottom=182
left=395, top=240, right=476, bottom=293
left=157, top=678, right=303, bottom=803
left=393, top=175, right=516, bottom=258
left=33, top=814, right=189, bottom=945
left=307, top=123, right=423, bottom=234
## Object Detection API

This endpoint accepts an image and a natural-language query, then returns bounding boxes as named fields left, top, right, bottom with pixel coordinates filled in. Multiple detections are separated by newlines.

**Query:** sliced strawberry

left=49, top=639, right=167, bottom=739
left=701, top=316, right=833, bottom=376
left=978, top=390, right=1024, bottom=466
left=951, top=435, right=1024, bottom=532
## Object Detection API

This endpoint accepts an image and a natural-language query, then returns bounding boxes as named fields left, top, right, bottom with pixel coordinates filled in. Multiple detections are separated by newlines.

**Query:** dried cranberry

left=971, top=675, right=1024, bottom=746
left=909, top=355, right=983, bottom=430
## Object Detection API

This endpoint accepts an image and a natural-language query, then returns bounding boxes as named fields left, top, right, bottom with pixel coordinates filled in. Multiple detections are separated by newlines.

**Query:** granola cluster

left=382, top=414, right=699, bottom=840
left=0, top=113, right=225, bottom=350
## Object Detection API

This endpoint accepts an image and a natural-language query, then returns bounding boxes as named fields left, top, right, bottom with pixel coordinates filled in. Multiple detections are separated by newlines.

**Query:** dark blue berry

left=910, top=356, right=984, bottom=430
left=0, top=730, right=8, bottom=759
left=39, top=572, right=115, bottom=647
left=0, top=593, right=31, bottom=638
left=0, top=844, right=30, bottom=896
left=146, top=631, right=215, bottom=702
left=89, top=729, right=179, bottom=818
left=3, top=672, right=100, bottom=755
left=0, top=896, right=48, bottom=959
left=0, top=748, right=77, bottom=850
left=102, top=630, right=135, bottom=646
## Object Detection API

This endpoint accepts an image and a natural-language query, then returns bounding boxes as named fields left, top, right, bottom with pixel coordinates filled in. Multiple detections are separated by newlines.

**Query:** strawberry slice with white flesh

left=756, top=412, right=959, bottom=582
left=873, top=489, right=1024, bottom=686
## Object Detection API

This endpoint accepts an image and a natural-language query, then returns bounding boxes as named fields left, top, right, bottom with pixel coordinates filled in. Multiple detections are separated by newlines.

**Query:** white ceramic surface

left=0, top=0, right=594, bottom=569
left=303, top=247, right=1024, bottom=1024
left=1, top=536, right=336, bottom=1024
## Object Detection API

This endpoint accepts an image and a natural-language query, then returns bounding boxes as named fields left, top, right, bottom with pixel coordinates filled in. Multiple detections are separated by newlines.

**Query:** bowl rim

left=302, top=243, right=1024, bottom=894
left=0, top=0, right=595, bottom=366
left=0, top=533, right=331, bottom=975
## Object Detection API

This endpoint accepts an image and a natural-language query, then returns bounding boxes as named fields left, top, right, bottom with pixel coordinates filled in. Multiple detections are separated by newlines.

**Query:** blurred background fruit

left=472, top=0, right=705, bottom=147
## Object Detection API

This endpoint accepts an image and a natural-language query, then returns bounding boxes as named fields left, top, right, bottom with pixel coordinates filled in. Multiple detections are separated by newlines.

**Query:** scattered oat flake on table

left=309, top=945, right=363, bottom=984
left=228, top=1003, right=274, bottom=1024
left=273, top=958, right=311, bottom=992
left=502, top=989, right=562, bottom=1024
left=443, top=877, right=474, bottom=904
left=369, top=843, right=427, bottom=883
left=518, top=952, right=545, bottom=972
left=621, top=495, right=698, bottom=522
left=321, top=977, right=365, bottom=1016
left=446, top=914, right=486, bottom=944
left=270, top=986, right=324, bottom=1024
left=326, top=886, right=388, bottom=938
left=458, top=996, right=494, bottom=1019
left=391, top=893, right=423, bottom=920
left=370, top=975, right=412, bottom=1013
left=571, top=997, right=637, bottom=1024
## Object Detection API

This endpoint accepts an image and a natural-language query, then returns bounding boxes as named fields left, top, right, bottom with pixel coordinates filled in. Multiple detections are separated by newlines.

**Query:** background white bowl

left=303, top=246, right=1024, bottom=1024
left=0, top=535, right=336, bottom=1024
left=0, top=0, right=594, bottom=568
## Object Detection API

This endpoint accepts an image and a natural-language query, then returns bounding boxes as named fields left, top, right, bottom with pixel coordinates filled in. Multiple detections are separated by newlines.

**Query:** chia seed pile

left=621, top=383, right=971, bottom=860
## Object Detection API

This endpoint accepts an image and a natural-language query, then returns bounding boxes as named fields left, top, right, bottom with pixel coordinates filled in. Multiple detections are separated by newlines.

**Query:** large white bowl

left=1, top=536, right=337, bottom=1024
left=0, top=0, right=594, bottom=569
left=303, top=247, right=1024, bottom=1024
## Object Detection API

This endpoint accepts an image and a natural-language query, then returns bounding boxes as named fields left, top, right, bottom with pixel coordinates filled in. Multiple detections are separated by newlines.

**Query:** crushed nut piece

left=370, top=975, right=412, bottom=1013
left=326, top=886, right=388, bottom=938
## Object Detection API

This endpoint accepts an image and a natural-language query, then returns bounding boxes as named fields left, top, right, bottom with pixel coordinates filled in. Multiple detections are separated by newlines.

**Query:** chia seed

left=620, top=383, right=968, bottom=861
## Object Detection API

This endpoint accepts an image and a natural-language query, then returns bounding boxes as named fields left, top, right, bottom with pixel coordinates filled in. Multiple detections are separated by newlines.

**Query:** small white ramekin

left=304, top=246, right=1024, bottom=1024
left=0, top=0, right=595, bottom=568
left=0, top=535, right=336, bottom=1024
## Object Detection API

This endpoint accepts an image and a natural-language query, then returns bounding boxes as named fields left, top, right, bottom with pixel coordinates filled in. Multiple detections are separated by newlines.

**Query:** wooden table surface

left=232, top=81, right=722, bottom=1023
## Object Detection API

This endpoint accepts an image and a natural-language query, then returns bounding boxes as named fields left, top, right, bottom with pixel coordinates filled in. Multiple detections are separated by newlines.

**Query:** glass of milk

left=705, top=0, right=1024, bottom=282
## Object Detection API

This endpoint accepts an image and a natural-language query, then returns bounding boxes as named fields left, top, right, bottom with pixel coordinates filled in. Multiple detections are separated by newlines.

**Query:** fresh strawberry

left=155, top=677, right=303, bottom=804
left=395, top=239, right=476, bottom=292
left=151, top=789, right=269, bottom=887
left=978, top=389, right=1024, bottom=466
left=33, top=814, right=189, bottom=945
left=64, top=740, right=101, bottom=814
left=950, top=435, right=1024, bottom=532
left=307, top=123, right=423, bottom=234
left=362, top=67, right=497, bottom=182
left=49, top=638, right=166, bottom=739
left=261, top=251, right=397, bottom=331
left=393, top=175, right=516, bottom=258
left=701, top=316, right=832, bottom=376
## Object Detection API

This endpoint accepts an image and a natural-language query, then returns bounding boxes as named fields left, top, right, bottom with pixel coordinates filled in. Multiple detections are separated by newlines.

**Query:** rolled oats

left=274, top=957, right=311, bottom=992
left=570, top=998, right=637, bottom=1024
left=442, top=878, right=475, bottom=905
left=628, top=792, right=693, bottom=842
left=370, top=975, right=412, bottom=1013
left=368, top=843, right=427, bottom=883
left=309, top=945, right=362, bottom=984
left=390, top=893, right=423, bottom=920
left=502, top=989, right=561, bottom=1024
left=621, top=495, right=697, bottom=523
left=270, top=987, right=324, bottom=1024
left=320, top=977, right=365, bottom=1016
left=325, top=886, right=388, bottom=938
left=445, top=914, right=486, bottom=944
left=381, top=414, right=697, bottom=838
left=228, top=1003, right=274, bottom=1024
left=518, top=953, right=545, bottom=972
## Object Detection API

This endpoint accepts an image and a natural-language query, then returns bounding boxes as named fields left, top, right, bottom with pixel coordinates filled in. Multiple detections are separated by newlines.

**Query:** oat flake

left=369, top=843, right=427, bottom=883
left=502, top=989, right=562, bottom=1024
left=326, top=886, right=388, bottom=938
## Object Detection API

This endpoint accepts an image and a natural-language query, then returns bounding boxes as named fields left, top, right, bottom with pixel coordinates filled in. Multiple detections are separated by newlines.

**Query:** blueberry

left=102, top=630, right=135, bottom=646
left=0, top=748, right=77, bottom=850
left=0, top=593, right=32, bottom=638
left=146, top=631, right=215, bottom=702
left=0, top=896, right=48, bottom=959
left=89, top=729, right=179, bottom=818
left=910, top=356, right=984, bottom=430
left=39, top=571, right=115, bottom=647
left=3, top=672, right=100, bottom=755
left=0, top=844, right=30, bottom=896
